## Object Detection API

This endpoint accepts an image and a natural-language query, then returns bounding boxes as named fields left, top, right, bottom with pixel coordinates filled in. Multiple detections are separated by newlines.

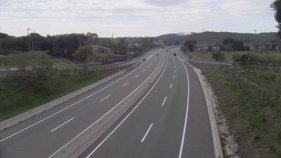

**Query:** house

left=244, top=42, right=281, bottom=51
left=195, top=42, right=221, bottom=52
left=195, top=44, right=209, bottom=51
left=91, top=45, right=112, bottom=55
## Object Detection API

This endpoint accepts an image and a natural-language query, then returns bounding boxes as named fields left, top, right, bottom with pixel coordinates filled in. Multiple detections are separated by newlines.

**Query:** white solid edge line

left=51, top=117, right=75, bottom=133
left=48, top=53, right=165, bottom=158
left=99, top=94, right=112, bottom=103
left=170, top=83, right=173, bottom=89
left=184, top=56, right=224, bottom=158
left=177, top=56, right=190, bottom=158
left=141, top=123, right=154, bottom=143
left=134, top=74, right=140, bottom=79
left=0, top=52, right=155, bottom=143
left=161, top=96, right=167, bottom=107
left=85, top=52, right=168, bottom=158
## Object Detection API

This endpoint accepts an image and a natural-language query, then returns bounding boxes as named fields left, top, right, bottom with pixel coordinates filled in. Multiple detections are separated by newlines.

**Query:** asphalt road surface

left=80, top=47, right=215, bottom=158
left=0, top=47, right=215, bottom=158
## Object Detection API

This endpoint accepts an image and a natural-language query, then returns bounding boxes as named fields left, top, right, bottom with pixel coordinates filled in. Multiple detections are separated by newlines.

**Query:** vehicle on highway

left=173, top=53, right=177, bottom=56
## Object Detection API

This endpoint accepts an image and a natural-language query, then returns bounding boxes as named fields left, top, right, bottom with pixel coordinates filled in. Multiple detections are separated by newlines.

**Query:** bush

left=72, top=46, right=93, bottom=62
left=212, top=52, right=225, bottom=61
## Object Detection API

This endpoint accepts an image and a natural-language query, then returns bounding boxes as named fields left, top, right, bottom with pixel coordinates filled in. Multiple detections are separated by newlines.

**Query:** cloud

left=143, top=0, right=186, bottom=6
left=0, top=0, right=277, bottom=37
left=218, top=0, right=273, bottom=16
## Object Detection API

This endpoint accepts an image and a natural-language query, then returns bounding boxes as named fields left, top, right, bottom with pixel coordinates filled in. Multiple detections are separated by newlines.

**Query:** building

left=91, top=45, right=112, bottom=55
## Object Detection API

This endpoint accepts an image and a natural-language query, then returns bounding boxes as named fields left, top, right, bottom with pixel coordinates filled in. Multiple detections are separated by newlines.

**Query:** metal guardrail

left=189, top=59, right=233, bottom=66
left=0, top=61, right=140, bottom=75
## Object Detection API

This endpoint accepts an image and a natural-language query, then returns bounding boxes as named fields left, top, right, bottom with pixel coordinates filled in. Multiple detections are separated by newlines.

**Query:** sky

left=0, top=0, right=278, bottom=37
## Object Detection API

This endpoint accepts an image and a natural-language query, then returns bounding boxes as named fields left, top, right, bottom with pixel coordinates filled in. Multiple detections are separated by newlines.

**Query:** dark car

left=173, top=53, right=177, bottom=56
left=143, top=58, right=146, bottom=61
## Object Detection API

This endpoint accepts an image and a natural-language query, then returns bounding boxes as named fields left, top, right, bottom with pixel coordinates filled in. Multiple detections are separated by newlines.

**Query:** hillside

left=156, top=32, right=280, bottom=44
left=185, top=32, right=280, bottom=43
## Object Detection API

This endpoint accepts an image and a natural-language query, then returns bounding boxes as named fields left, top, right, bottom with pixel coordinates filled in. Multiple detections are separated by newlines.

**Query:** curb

left=184, top=60, right=224, bottom=158
left=0, top=68, right=132, bottom=131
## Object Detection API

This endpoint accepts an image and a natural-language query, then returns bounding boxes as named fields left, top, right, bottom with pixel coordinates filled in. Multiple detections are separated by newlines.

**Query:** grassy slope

left=191, top=51, right=281, bottom=62
left=0, top=73, right=106, bottom=122
left=192, top=63, right=281, bottom=158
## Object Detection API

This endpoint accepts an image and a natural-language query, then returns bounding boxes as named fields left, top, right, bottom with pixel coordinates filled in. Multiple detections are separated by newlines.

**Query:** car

left=173, top=53, right=177, bottom=56
left=143, top=58, right=146, bottom=61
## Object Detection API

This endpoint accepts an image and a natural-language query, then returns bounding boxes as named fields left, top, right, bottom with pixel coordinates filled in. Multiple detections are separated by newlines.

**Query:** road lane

left=0, top=49, right=165, bottom=158
left=82, top=49, right=188, bottom=158
left=81, top=47, right=215, bottom=158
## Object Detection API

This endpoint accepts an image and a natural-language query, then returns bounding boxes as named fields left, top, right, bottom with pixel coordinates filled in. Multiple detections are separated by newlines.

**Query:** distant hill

left=157, top=32, right=280, bottom=44
left=185, top=32, right=280, bottom=43
left=156, top=33, right=185, bottom=43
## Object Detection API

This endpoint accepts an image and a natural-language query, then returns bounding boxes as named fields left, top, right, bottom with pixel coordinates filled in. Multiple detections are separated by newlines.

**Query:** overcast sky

left=0, top=0, right=277, bottom=37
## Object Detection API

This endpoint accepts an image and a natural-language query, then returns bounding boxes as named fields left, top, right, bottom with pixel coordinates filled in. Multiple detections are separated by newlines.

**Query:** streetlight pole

left=27, top=28, right=31, bottom=53
left=111, top=33, right=115, bottom=64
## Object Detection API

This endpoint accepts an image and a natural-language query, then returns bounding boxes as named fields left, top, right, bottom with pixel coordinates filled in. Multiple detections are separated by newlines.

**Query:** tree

left=223, top=38, right=235, bottom=45
left=272, top=0, right=281, bottom=37
left=212, top=52, right=225, bottom=61
left=72, top=46, right=93, bottom=62
left=232, top=54, right=258, bottom=67
left=8, top=53, right=31, bottom=77
left=30, top=53, right=61, bottom=93
left=184, top=40, right=197, bottom=51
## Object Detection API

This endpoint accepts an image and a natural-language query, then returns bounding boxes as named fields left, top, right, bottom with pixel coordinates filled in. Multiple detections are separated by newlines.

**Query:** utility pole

left=27, top=28, right=31, bottom=53
left=111, top=33, right=115, bottom=64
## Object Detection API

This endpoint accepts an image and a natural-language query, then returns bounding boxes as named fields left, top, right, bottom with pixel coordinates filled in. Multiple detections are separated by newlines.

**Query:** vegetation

left=222, top=38, right=249, bottom=51
left=191, top=51, right=281, bottom=63
left=0, top=52, right=110, bottom=121
left=212, top=52, right=225, bottom=61
left=72, top=46, right=94, bottom=62
left=193, top=63, right=281, bottom=158
left=183, top=40, right=197, bottom=51
left=0, top=73, right=105, bottom=121
left=186, top=31, right=280, bottom=43
left=272, top=0, right=281, bottom=37
left=0, top=32, right=98, bottom=58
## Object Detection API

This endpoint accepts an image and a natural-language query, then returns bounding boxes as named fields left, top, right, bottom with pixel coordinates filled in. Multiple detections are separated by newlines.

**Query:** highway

left=80, top=47, right=215, bottom=158
left=0, top=47, right=216, bottom=158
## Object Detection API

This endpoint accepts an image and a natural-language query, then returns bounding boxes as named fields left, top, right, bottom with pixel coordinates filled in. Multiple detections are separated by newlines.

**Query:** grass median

left=192, top=62, right=281, bottom=158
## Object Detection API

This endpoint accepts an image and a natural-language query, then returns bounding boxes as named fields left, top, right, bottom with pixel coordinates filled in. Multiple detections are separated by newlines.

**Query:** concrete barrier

left=0, top=69, right=130, bottom=131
